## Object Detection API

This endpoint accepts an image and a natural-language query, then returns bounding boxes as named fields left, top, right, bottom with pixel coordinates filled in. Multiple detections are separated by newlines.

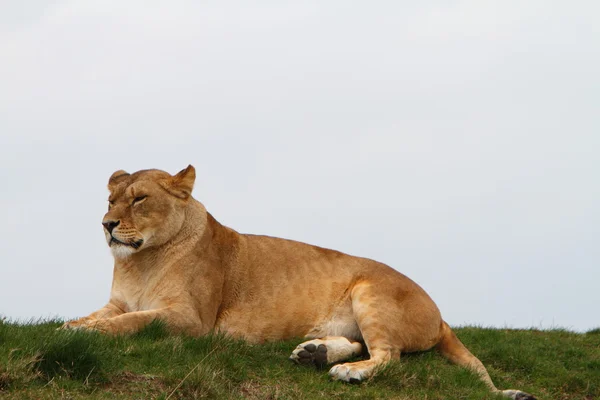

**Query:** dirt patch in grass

left=101, top=371, right=167, bottom=397
left=239, top=380, right=284, bottom=399
left=0, top=371, right=12, bottom=390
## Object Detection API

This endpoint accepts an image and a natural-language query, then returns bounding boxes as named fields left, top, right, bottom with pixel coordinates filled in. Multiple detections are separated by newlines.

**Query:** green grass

left=0, top=318, right=598, bottom=399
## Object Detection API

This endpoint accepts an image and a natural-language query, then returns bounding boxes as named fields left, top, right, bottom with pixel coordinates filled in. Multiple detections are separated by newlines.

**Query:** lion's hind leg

left=289, top=336, right=386, bottom=383
left=327, top=349, right=392, bottom=383
left=326, top=281, right=404, bottom=383
left=289, top=336, right=363, bottom=368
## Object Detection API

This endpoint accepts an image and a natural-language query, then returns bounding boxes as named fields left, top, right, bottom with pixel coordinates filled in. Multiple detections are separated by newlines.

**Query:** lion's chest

left=111, top=274, right=165, bottom=312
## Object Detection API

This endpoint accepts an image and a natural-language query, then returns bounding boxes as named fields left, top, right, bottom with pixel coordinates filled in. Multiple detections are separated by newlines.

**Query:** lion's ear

left=108, top=170, right=130, bottom=190
left=165, top=165, right=196, bottom=200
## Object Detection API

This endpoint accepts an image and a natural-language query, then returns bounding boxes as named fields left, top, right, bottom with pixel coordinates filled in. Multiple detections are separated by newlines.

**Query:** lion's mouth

left=110, top=237, right=144, bottom=249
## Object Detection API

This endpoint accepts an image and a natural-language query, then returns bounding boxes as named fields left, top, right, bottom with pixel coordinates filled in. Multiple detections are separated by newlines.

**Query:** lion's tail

left=435, top=321, right=498, bottom=391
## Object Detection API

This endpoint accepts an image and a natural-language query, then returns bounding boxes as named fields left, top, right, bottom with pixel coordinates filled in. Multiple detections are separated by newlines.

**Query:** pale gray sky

left=1, top=1, right=598, bottom=331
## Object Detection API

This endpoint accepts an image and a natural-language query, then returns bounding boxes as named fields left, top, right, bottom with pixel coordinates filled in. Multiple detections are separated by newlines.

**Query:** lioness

left=63, top=166, right=535, bottom=399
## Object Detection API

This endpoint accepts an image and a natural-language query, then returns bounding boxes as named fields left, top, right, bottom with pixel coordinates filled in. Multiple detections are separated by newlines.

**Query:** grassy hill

left=0, top=319, right=598, bottom=399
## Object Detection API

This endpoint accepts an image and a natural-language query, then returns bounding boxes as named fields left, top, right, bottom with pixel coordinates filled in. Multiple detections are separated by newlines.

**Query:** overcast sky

left=1, top=1, right=598, bottom=332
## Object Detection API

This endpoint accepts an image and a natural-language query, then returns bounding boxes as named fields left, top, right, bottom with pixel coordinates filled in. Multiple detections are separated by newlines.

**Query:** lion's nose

left=102, top=220, right=120, bottom=233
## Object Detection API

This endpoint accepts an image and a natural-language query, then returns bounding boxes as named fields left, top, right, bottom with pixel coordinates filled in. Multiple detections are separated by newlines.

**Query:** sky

left=1, top=1, right=598, bottom=332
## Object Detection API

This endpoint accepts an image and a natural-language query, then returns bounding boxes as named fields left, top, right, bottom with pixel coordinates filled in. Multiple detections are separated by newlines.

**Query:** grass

left=0, top=318, right=598, bottom=399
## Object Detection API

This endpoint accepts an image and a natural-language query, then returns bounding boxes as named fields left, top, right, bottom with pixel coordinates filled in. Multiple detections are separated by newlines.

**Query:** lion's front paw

left=60, top=318, right=111, bottom=333
left=59, top=318, right=92, bottom=331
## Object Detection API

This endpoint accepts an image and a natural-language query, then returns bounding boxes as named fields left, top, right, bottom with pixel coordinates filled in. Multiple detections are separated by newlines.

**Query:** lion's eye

left=108, top=201, right=115, bottom=210
left=132, top=195, right=147, bottom=205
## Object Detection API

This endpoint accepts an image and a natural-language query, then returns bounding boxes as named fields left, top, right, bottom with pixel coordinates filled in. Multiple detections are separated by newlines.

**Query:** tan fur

left=62, top=166, right=535, bottom=399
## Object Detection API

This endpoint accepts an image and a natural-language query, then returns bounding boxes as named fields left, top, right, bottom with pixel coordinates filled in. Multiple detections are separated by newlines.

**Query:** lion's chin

left=110, top=243, right=137, bottom=259
left=107, top=236, right=145, bottom=259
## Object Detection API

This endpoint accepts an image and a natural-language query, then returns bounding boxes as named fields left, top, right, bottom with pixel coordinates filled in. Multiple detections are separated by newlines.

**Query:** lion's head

left=102, top=165, right=196, bottom=259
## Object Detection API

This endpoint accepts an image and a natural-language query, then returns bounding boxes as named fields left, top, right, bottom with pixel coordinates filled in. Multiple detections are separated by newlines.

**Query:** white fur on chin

left=111, top=244, right=136, bottom=259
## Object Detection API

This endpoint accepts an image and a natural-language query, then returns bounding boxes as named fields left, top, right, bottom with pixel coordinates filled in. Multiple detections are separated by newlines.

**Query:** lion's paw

left=328, top=363, right=367, bottom=383
left=59, top=319, right=110, bottom=333
left=290, top=337, right=362, bottom=368
left=502, top=390, right=537, bottom=400
left=290, top=341, right=329, bottom=367
left=59, top=318, right=92, bottom=331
